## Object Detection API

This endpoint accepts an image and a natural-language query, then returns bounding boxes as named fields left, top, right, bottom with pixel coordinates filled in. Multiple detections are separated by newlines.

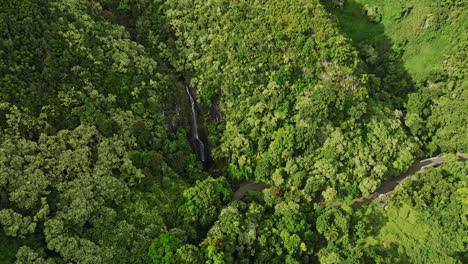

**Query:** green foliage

left=316, top=207, right=350, bottom=242
left=174, top=244, right=204, bottom=264
left=0, top=210, right=36, bottom=237
left=322, top=0, right=346, bottom=11
left=178, top=178, right=230, bottom=231
left=0, top=1, right=203, bottom=262
left=148, top=233, right=180, bottom=264
left=197, top=200, right=314, bottom=263
left=165, top=0, right=419, bottom=202
left=117, top=0, right=130, bottom=10
left=335, top=0, right=466, bottom=82
left=406, top=44, right=468, bottom=153
left=0, top=0, right=465, bottom=263
left=363, top=5, right=382, bottom=24
left=358, top=177, right=378, bottom=197
left=311, top=159, right=468, bottom=263
left=375, top=160, right=467, bottom=263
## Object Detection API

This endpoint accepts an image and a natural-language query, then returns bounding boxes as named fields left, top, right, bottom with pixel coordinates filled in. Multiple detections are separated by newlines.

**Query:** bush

left=148, top=234, right=180, bottom=264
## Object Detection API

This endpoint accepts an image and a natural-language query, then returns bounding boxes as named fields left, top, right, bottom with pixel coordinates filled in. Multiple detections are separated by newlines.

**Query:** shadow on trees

left=323, top=0, right=416, bottom=108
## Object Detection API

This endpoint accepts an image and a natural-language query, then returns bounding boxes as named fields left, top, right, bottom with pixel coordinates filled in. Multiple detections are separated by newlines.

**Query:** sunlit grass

left=334, top=0, right=465, bottom=81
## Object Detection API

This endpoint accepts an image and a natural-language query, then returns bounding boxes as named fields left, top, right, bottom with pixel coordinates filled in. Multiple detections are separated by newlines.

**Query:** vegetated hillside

left=405, top=43, right=468, bottom=154
left=0, top=0, right=466, bottom=263
left=328, top=0, right=467, bottom=153
left=171, top=0, right=419, bottom=197
left=333, top=0, right=466, bottom=82
left=311, top=153, right=468, bottom=264
left=0, top=1, right=222, bottom=263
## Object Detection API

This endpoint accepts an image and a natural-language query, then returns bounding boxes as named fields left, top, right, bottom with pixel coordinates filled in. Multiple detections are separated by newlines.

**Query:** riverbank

left=234, top=153, right=468, bottom=208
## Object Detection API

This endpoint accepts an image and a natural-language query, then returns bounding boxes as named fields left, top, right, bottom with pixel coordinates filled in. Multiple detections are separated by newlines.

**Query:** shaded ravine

left=233, top=153, right=468, bottom=207
left=184, top=79, right=206, bottom=163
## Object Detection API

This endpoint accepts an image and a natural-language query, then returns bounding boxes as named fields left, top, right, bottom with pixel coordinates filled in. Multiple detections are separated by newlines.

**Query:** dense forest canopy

left=0, top=0, right=466, bottom=263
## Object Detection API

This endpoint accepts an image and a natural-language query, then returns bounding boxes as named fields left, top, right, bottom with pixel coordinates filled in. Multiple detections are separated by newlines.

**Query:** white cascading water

left=185, top=85, right=206, bottom=162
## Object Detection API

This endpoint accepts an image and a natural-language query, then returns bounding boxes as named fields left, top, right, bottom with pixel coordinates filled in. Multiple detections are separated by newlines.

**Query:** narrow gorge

left=184, top=80, right=207, bottom=163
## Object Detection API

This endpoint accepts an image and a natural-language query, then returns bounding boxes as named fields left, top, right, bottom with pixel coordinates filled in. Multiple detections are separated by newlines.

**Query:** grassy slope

left=378, top=204, right=461, bottom=264
left=335, top=0, right=466, bottom=81
left=333, top=2, right=466, bottom=262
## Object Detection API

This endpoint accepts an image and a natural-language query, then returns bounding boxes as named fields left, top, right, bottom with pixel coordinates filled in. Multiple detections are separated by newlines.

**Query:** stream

left=234, top=153, right=468, bottom=207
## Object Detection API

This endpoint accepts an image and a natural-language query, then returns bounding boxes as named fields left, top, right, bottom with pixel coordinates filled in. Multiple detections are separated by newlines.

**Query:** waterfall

left=185, top=84, right=206, bottom=162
